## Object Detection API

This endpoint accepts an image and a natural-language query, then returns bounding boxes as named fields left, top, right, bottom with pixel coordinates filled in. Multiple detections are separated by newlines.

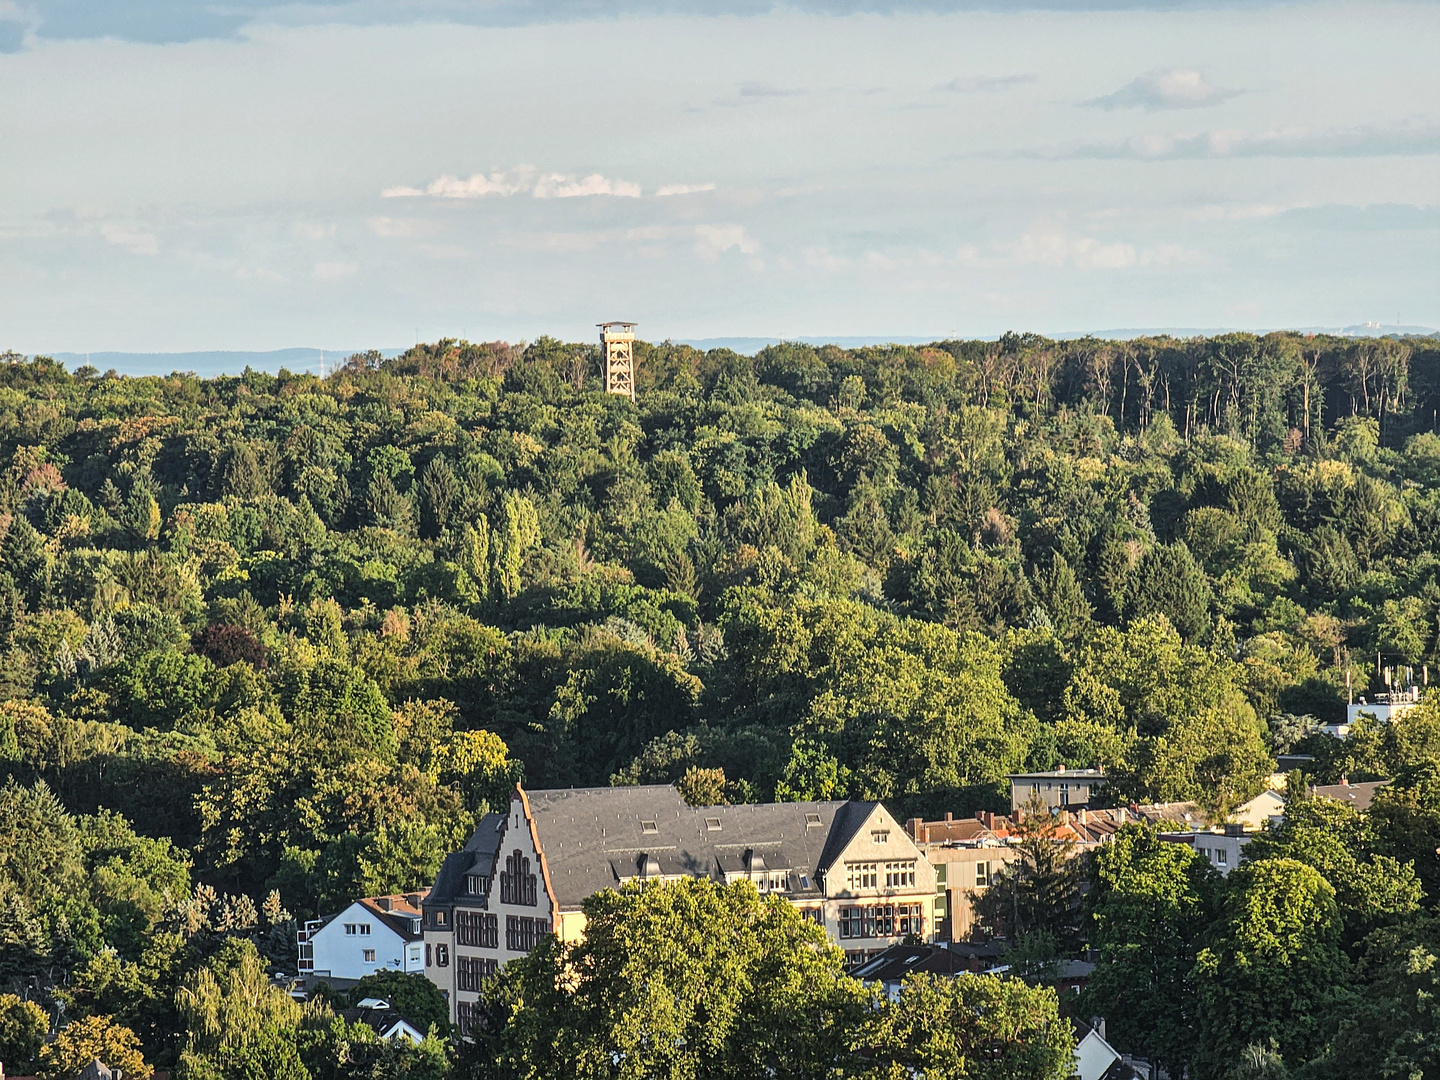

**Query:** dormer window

left=466, top=874, right=489, bottom=896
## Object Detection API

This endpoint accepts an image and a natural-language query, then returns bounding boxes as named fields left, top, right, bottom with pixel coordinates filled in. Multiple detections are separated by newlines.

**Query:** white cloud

left=313, top=260, right=358, bottom=281
left=1009, top=224, right=1137, bottom=269
left=943, top=73, right=1036, bottom=93
left=100, top=224, right=158, bottom=255
left=694, top=224, right=760, bottom=260
left=532, top=172, right=641, bottom=199
left=368, top=216, right=439, bottom=238
left=383, top=167, right=642, bottom=199
left=1064, top=121, right=1440, bottom=159
left=1087, top=68, right=1238, bottom=110
left=655, top=182, right=717, bottom=196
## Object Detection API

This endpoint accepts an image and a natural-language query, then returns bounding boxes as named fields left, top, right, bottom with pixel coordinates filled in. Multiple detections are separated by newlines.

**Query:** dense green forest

left=4, top=330, right=1440, bottom=1078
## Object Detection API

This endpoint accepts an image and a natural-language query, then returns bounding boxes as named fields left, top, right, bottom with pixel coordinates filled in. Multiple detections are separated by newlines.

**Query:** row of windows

left=845, top=861, right=917, bottom=890
left=456, top=955, right=499, bottom=991
left=838, top=904, right=926, bottom=939
left=499, top=850, right=539, bottom=906
left=457, top=910, right=499, bottom=948
left=506, top=916, right=549, bottom=953
left=343, top=923, right=371, bottom=935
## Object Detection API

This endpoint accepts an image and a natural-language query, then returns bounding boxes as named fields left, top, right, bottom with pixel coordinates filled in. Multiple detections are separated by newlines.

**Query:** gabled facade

left=298, top=893, right=426, bottom=981
left=422, top=784, right=938, bottom=1027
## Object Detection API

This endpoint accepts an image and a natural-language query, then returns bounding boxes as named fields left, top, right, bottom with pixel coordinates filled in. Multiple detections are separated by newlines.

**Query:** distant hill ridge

left=36, top=324, right=1439, bottom=377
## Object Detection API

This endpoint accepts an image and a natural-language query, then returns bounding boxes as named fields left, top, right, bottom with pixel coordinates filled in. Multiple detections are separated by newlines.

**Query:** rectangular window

left=845, top=862, right=878, bottom=890
left=359, top=924, right=371, bottom=936
left=500, top=850, right=539, bottom=907
left=838, top=904, right=924, bottom=939
left=805, top=813, right=822, bottom=827
left=884, top=861, right=916, bottom=888
left=1060, top=783, right=1070, bottom=807
left=344, top=924, right=356, bottom=935
left=641, top=821, right=658, bottom=834
left=976, top=861, right=989, bottom=887
left=363, top=949, right=376, bottom=962
left=466, top=875, right=489, bottom=896
left=705, top=817, right=722, bottom=831
left=457, top=911, right=499, bottom=948
left=436, top=944, right=449, bottom=967
left=1031, top=782, right=1040, bottom=795
left=935, top=863, right=947, bottom=885
left=505, top=916, right=550, bottom=953
left=456, top=1001, right=473, bottom=1037
left=426, top=944, right=432, bottom=967
left=871, top=829, right=890, bottom=844
left=456, top=956, right=500, bottom=991
left=1217, top=849, right=1228, bottom=866
left=434, top=911, right=447, bottom=926
left=800, top=908, right=824, bottom=926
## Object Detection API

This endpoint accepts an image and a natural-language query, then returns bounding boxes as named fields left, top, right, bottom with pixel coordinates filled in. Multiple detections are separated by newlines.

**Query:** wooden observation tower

left=598, top=322, right=637, bottom=400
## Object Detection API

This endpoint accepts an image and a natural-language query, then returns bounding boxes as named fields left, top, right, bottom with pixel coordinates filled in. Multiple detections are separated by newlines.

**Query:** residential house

left=1007, top=768, right=1106, bottom=812
left=852, top=942, right=975, bottom=998
left=904, top=813, right=1016, bottom=941
left=1159, top=826, right=1251, bottom=876
left=339, top=998, right=428, bottom=1044
left=1313, top=778, right=1389, bottom=811
left=423, top=784, right=938, bottom=1029
left=1069, top=1019, right=1142, bottom=1080
left=297, top=893, right=426, bottom=981
left=1231, top=789, right=1287, bottom=831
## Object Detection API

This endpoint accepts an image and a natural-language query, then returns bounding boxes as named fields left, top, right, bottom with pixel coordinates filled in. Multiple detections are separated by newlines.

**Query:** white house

left=298, top=892, right=427, bottom=981
left=1070, top=1018, right=1138, bottom=1080
left=342, top=998, right=429, bottom=1044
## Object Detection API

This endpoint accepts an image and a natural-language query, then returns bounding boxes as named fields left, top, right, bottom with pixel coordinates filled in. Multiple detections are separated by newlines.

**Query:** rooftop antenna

left=598, top=322, right=637, bottom=400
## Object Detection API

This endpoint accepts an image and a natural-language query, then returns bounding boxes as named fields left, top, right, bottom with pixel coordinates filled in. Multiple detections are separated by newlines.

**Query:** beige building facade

left=422, top=784, right=939, bottom=1026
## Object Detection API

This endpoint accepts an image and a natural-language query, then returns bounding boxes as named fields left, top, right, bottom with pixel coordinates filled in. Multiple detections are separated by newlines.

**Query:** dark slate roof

left=429, top=786, right=863, bottom=912
left=529, top=786, right=854, bottom=910
left=1312, top=780, right=1389, bottom=812
left=340, top=1003, right=424, bottom=1039
left=852, top=944, right=974, bottom=982
left=426, top=810, right=506, bottom=907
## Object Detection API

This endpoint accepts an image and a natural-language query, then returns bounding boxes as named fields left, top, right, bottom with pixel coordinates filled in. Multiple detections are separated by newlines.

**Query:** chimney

left=1341, top=775, right=1350, bottom=786
left=1059, top=809, right=1070, bottom=825
left=923, top=825, right=931, bottom=843
left=1078, top=807, right=1088, bottom=825
left=945, top=812, right=954, bottom=823
left=1057, top=764, right=1065, bottom=772
left=906, top=817, right=923, bottom=839
left=374, top=897, right=392, bottom=911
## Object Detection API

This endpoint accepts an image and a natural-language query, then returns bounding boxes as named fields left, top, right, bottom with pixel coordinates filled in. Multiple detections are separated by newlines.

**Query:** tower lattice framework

left=598, top=322, right=637, bottom=399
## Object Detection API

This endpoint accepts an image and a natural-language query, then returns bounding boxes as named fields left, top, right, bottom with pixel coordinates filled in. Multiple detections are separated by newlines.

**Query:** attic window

left=871, top=830, right=890, bottom=843
left=641, top=821, right=658, bottom=834
left=804, top=813, right=822, bottom=827
left=705, top=817, right=722, bottom=831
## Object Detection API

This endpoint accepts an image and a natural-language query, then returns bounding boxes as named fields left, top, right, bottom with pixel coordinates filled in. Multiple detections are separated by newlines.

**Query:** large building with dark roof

left=422, top=783, right=937, bottom=1029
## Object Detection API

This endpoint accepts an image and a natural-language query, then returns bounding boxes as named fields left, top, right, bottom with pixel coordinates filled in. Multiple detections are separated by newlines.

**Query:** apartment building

left=297, top=892, right=426, bottom=980
left=422, top=783, right=938, bottom=1028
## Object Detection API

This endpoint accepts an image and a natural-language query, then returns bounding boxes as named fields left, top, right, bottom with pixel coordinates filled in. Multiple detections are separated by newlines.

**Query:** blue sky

left=0, top=0, right=1436, bottom=352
